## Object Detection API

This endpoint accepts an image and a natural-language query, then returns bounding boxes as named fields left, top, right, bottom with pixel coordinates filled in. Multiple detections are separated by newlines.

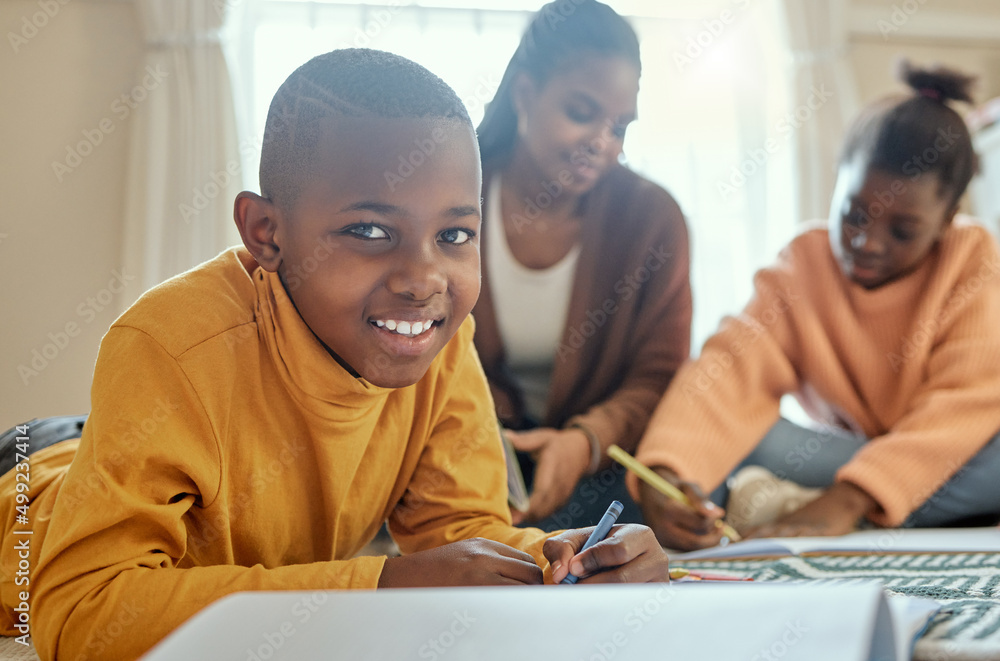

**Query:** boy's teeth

left=374, top=319, right=435, bottom=337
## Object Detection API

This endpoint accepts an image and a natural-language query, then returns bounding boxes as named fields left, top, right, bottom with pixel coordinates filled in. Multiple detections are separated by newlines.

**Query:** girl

left=474, top=0, right=692, bottom=530
left=633, top=62, right=1000, bottom=550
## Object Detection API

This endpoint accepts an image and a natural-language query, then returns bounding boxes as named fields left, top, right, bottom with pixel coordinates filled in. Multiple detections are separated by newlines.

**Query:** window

left=233, top=0, right=798, bottom=350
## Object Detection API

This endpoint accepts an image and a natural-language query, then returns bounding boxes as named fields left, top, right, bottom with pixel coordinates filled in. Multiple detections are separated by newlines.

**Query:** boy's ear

left=234, top=191, right=282, bottom=272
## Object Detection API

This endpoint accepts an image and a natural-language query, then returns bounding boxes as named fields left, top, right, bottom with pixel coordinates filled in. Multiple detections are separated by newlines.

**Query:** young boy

left=0, top=49, right=667, bottom=659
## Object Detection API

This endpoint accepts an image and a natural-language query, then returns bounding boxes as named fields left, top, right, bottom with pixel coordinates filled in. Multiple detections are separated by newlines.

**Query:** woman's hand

left=745, top=481, right=876, bottom=539
left=507, top=427, right=590, bottom=524
left=638, top=466, right=725, bottom=551
left=543, top=524, right=669, bottom=583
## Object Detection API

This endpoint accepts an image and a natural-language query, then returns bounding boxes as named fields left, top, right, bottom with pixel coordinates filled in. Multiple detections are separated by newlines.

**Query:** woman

left=474, top=0, right=692, bottom=530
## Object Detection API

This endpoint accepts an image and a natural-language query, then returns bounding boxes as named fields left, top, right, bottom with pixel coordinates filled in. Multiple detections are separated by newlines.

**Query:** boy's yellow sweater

left=633, top=220, right=1000, bottom=527
left=0, top=248, right=550, bottom=660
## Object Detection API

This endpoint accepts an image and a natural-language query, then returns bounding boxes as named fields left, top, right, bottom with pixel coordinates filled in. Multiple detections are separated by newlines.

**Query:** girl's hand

left=638, top=467, right=725, bottom=551
left=543, top=524, right=669, bottom=584
left=746, top=481, right=876, bottom=539
left=507, top=428, right=590, bottom=525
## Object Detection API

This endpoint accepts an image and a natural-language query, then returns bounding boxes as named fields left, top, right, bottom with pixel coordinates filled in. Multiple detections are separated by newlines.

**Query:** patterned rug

left=675, top=552, right=1000, bottom=661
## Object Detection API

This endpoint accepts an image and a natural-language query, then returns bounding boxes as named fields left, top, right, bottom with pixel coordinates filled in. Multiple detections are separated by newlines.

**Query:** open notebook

left=501, top=429, right=530, bottom=513
left=142, top=583, right=938, bottom=661
left=673, top=527, right=1000, bottom=561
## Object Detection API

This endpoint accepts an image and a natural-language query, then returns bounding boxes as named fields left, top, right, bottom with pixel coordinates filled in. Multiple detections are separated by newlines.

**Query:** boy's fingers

left=570, top=530, right=630, bottom=579
left=496, top=558, right=544, bottom=585
left=542, top=529, right=592, bottom=582
left=476, top=539, right=543, bottom=584
left=569, top=525, right=670, bottom=583
left=485, top=539, right=538, bottom=564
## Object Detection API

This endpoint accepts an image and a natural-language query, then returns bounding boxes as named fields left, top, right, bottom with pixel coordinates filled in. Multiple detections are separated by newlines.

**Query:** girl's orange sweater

left=633, top=220, right=1000, bottom=527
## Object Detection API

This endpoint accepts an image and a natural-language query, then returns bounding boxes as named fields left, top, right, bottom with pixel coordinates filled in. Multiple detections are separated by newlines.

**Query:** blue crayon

left=560, top=500, right=624, bottom=585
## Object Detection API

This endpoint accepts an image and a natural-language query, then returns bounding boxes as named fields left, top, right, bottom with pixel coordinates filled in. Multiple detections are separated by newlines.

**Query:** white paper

left=141, top=582, right=937, bottom=661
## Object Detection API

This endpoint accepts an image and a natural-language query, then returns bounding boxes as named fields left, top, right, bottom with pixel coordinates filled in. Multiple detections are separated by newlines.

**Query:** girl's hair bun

left=898, top=59, right=976, bottom=105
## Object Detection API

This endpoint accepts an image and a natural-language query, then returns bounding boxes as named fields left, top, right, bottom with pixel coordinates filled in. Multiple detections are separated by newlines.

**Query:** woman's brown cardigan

left=473, top=163, right=693, bottom=469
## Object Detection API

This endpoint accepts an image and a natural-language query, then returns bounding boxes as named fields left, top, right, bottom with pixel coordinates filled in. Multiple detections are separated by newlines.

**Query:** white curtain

left=120, top=0, right=243, bottom=309
left=779, top=0, right=860, bottom=223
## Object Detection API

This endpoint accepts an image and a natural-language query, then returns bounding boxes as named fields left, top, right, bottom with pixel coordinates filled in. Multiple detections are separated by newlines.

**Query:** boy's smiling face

left=252, top=116, right=482, bottom=388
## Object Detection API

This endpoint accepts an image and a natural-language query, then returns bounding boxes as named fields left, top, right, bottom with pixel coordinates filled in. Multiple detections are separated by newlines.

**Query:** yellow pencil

left=607, top=445, right=742, bottom=542
left=668, top=567, right=690, bottom=580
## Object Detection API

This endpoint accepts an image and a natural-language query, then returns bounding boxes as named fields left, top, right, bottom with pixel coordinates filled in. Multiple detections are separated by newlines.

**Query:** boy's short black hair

left=260, top=48, right=472, bottom=207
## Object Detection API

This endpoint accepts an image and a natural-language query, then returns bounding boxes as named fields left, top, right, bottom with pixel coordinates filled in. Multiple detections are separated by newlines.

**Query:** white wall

left=2, top=0, right=1000, bottom=431
left=849, top=0, right=1000, bottom=106
left=1, top=0, right=141, bottom=427
left=847, top=0, right=1000, bottom=218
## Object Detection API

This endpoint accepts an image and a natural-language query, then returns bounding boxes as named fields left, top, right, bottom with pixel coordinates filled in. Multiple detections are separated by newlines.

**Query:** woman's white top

left=485, top=174, right=580, bottom=422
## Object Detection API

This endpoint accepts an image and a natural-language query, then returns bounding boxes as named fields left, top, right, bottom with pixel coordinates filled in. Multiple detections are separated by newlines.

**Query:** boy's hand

left=746, top=481, right=875, bottom=539
left=507, top=428, right=590, bottom=524
left=544, top=524, right=669, bottom=584
left=377, top=538, right=543, bottom=587
left=638, top=467, right=725, bottom=551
